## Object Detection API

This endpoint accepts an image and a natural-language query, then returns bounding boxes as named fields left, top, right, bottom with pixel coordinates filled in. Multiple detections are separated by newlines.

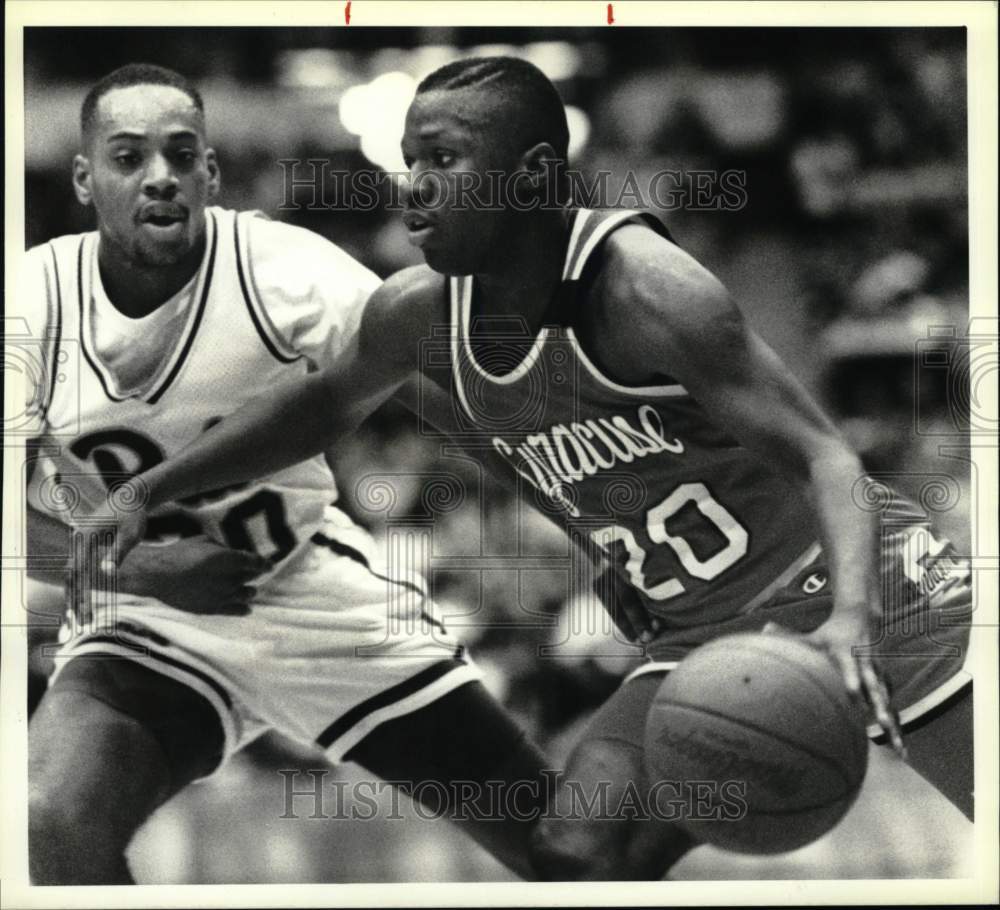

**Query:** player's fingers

left=837, top=648, right=862, bottom=695
left=615, top=577, right=654, bottom=641
left=761, top=621, right=783, bottom=636
left=621, top=591, right=654, bottom=643
left=860, top=660, right=907, bottom=759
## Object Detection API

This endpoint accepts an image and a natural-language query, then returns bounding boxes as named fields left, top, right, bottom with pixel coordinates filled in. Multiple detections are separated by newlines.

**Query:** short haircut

left=81, top=63, right=204, bottom=143
left=417, top=56, right=570, bottom=161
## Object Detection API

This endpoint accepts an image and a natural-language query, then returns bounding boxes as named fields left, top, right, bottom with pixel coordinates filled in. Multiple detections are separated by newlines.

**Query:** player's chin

left=135, top=235, right=194, bottom=267
left=418, top=236, right=485, bottom=276
left=420, top=246, right=473, bottom=276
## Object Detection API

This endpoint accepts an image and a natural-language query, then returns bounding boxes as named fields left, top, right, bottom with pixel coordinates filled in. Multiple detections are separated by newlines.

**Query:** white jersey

left=22, top=208, right=480, bottom=764
left=25, top=206, right=375, bottom=568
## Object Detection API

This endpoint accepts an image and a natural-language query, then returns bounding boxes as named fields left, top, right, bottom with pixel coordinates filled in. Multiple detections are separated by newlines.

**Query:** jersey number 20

left=591, top=481, right=749, bottom=600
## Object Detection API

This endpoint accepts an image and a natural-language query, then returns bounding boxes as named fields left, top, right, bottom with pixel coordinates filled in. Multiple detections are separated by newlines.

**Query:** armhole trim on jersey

left=562, top=209, right=689, bottom=397
left=76, top=234, right=127, bottom=403
left=560, top=208, right=592, bottom=281
left=449, top=275, right=478, bottom=423
left=146, top=211, right=218, bottom=404
left=36, top=244, right=64, bottom=421
left=566, top=209, right=640, bottom=282
left=235, top=212, right=302, bottom=365
left=566, top=326, right=689, bottom=398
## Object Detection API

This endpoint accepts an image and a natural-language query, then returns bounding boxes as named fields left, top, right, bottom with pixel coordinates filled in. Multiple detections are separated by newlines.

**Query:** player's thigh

left=532, top=673, right=694, bottom=881
left=30, top=656, right=225, bottom=850
left=346, top=680, right=547, bottom=880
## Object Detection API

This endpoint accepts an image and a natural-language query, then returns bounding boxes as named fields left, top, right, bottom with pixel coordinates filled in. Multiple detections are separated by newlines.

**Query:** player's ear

left=72, top=154, right=93, bottom=207
left=205, top=148, right=221, bottom=199
left=518, top=141, right=560, bottom=193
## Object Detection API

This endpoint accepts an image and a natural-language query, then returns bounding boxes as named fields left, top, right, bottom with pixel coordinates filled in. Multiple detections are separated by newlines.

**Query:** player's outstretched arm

left=598, top=227, right=900, bottom=747
left=105, top=268, right=435, bottom=564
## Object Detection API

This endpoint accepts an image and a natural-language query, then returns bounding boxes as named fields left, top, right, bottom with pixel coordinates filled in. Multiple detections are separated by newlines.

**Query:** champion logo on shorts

left=802, top=572, right=828, bottom=594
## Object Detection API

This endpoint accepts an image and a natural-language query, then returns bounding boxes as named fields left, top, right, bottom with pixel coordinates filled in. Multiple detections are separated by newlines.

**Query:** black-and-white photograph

left=3, top=2, right=997, bottom=905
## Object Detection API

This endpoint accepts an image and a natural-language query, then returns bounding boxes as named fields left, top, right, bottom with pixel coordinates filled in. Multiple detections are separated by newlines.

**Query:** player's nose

left=400, top=169, right=443, bottom=210
left=399, top=173, right=419, bottom=208
left=142, top=154, right=179, bottom=199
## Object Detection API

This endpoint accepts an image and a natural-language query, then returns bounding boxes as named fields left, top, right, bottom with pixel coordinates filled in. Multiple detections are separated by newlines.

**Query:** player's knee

left=530, top=817, right=619, bottom=880
left=29, top=783, right=98, bottom=882
left=529, top=740, right=633, bottom=880
left=29, top=774, right=133, bottom=883
left=30, top=793, right=133, bottom=883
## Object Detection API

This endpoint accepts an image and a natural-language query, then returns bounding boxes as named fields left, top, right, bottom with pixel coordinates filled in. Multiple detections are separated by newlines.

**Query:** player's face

left=400, top=87, right=522, bottom=275
left=74, top=84, right=219, bottom=267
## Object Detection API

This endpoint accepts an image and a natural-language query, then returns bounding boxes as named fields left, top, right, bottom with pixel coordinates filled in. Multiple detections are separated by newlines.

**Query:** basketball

left=644, top=632, right=869, bottom=855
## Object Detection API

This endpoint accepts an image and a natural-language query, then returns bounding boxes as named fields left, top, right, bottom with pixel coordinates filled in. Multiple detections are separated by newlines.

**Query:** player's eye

left=113, top=151, right=140, bottom=167
left=173, top=149, right=197, bottom=165
left=433, top=149, right=455, bottom=168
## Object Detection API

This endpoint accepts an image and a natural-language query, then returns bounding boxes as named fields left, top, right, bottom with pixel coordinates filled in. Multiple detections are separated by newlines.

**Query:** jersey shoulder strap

left=561, top=208, right=675, bottom=283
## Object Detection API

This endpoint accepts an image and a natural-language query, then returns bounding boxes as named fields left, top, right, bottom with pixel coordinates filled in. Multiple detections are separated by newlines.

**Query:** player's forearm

left=806, top=446, right=880, bottom=617
left=138, top=372, right=343, bottom=509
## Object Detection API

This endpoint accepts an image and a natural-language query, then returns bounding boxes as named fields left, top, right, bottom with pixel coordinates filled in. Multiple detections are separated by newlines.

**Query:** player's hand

left=66, top=506, right=267, bottom=617
left=594, top=565, right=662, bottom=644
left=64, top=496, right=149, bottom=624
left=765, top=614, right=907, bottom=760
left=118, top=536, right=270, bottom=615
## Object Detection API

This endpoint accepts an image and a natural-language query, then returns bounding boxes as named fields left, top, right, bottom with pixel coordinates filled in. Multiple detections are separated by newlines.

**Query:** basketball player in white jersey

left=24, top=64, right=550, bottom=884
left=83, top=59, right=974, bottom=878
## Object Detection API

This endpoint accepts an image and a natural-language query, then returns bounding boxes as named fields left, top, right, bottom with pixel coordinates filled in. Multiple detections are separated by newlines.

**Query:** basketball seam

left=727, top=640, right=868, bottom=769
left=654, top=700, right=855, bottom=796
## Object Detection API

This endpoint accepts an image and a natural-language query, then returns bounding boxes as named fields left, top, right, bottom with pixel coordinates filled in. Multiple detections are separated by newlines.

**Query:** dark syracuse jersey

left=415, top=208, right=833, bottom=646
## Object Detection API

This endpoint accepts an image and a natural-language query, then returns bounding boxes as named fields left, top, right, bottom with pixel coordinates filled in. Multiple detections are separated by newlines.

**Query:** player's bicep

left=626, top=252, right=845, bottom=476
left=699, top=325, right=846, bottom=472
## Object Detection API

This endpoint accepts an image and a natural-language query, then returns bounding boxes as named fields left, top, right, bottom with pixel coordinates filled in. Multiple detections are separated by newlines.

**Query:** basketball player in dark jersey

left=90, top=58, right=974, bottom=878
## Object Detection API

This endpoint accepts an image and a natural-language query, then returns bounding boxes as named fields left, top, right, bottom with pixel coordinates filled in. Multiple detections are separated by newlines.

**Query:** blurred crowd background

left=22, top=25, right=972, bottom=882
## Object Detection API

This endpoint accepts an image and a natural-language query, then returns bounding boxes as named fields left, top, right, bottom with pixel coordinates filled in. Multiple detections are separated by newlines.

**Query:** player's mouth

left=402, top=210, right=436, bottom=247
left=138, top=204, right=189, bottom=237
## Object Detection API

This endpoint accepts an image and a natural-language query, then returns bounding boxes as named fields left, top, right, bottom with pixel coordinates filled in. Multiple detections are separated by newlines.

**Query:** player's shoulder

left=20, top=230, right=90, bottom=291
left=367, top=264, right=446, bottom=324
left=237, top=209, right=379, bottom=296
left=358, top=265, right=444, bottom=363
left=598, top=218, right=733, bottom=333
left=26, top=229, right=93, bottom=266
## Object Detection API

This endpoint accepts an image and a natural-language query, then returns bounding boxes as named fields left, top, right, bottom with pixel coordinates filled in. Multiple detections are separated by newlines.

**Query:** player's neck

left=97, top=231, right=206, bottom=319
left=473, top=208, right=571, bottom=328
